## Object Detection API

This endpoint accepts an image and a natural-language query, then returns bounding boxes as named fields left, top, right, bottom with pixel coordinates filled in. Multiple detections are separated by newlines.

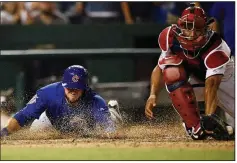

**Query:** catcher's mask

left=172, top=3, right=211, bottom=59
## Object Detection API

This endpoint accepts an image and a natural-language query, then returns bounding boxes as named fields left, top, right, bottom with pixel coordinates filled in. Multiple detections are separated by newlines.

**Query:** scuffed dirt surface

left=1, top=123, right=234, bottom=150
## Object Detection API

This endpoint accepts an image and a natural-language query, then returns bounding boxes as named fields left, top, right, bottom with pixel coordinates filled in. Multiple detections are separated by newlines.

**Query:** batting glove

left=0, top=127, right=9, bottom=137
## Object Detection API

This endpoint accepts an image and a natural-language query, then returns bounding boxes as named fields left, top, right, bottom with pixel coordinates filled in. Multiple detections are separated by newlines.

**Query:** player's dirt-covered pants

left=30, top=111, right=53, bottom=131
left=191, top=58, right=235, bottom=127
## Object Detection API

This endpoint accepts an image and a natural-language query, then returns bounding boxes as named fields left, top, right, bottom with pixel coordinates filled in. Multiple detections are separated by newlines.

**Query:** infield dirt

left=1, top=122, right=234, bottom=150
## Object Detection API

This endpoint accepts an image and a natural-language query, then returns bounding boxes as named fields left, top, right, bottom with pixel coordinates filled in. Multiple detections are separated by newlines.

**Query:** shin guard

left=169, top=82, right=200, bottom=128
left=163, top=65, right=201, bottom=129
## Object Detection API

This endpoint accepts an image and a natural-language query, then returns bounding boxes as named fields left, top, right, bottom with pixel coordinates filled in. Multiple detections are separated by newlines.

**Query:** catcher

left=1, top=65, right=123, bottom=138
left=145, top=4, right=234, bottom=140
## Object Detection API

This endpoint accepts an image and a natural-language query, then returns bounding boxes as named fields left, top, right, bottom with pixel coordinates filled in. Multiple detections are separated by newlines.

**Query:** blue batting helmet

left=62, top=65, right=88, bottom=90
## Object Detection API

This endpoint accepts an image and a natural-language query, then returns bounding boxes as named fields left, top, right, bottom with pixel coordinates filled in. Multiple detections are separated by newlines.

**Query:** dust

left=0, top=107, right=234, bottom=149
left=1, top=123, right=234, bottom=150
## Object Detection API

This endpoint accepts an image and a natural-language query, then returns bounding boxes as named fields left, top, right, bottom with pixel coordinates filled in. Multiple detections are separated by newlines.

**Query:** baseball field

left=1, top=122, right=235, bottom=160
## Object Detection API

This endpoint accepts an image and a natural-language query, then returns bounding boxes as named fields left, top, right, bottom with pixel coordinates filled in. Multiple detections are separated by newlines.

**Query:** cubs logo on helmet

left=72, top=75, right=80, bottom=83
left=62, top=65, right=88, bottom=90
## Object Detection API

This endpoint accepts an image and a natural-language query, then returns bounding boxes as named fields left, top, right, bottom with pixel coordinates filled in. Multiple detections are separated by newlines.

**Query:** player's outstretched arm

left=204, top=75, right=223, bottom=115
left=1, top=91, right=47, bottom=138
left=145, top=65, right=164, bottom=119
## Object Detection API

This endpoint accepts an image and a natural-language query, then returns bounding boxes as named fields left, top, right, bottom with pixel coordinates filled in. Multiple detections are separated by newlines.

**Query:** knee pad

left=163, top=65, right=188, bottom=91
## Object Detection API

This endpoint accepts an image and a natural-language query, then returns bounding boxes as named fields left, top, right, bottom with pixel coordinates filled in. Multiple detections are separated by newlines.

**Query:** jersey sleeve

left=205, top=40, right=231, bottom=79
left=92, top=95, right=116, bottom=133
left=13, top=89, right=48, bottom=127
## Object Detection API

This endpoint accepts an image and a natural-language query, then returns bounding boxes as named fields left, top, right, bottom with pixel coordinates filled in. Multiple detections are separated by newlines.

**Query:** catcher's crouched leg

left=201, top=114, right=235, bottom=140
left=163, top=65, right=206, bottom=140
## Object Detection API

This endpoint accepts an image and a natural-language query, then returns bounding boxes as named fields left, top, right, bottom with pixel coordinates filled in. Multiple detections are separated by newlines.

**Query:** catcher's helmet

left=62, top=65, right=88, bottom=90
left=172, top=3, right=210, bottom=58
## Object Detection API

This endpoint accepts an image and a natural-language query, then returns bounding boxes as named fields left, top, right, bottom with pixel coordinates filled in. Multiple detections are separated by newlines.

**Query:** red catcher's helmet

left=172, top=4, right=210, bottom=59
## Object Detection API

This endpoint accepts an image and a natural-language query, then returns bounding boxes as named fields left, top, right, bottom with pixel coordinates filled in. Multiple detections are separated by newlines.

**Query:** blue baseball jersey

left=14, top=82, right=115, bottom=133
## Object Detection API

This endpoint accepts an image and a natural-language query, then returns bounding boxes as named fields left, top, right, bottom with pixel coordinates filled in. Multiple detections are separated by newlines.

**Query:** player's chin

left=68, top=96, right=79, bottom=103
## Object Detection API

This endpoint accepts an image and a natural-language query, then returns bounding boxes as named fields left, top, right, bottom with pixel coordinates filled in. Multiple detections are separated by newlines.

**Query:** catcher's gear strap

left=158, top=26, right=173, bottom=52
left=166, top=80, right=186, bottom=92
left=169, top=82, right=200, bottom=128
left=201, top=114, right=232, bottom=140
